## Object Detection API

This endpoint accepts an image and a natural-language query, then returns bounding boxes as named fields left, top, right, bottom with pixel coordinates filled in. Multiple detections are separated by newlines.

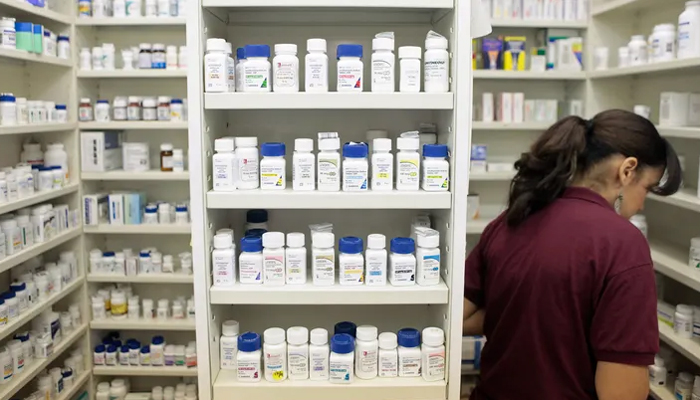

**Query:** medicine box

left=470, top=144, right=488, bottom=173
left=467, top=194, right=480, bottom=220
left=462, top=335, right=487, bottom=372
left=482, top=38, right=503, bottom=70
left=503, top=36, right=527, bottom=71
left=659, top=92, right=690, bottom=126
left=109, top=193, right=125, bottom=225
left=496, top=93, right=513, bottom=123
left=124, top=192, right=146, bottom=225
left=513, top=92, right=524, bottom=123
left=482, top=93, right=494, bottom=122
left=81, top=131, right=123, bottom=172
left=688, top=94, right=700, bottom=126
left=83, top=193, right=109, bottom=226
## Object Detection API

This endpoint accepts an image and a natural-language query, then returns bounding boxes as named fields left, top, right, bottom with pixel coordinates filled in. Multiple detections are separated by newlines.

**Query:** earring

left=614, top=192, right=623, bottom=214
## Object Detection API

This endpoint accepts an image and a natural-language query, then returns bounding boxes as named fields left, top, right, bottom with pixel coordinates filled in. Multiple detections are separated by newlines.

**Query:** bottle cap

left=263, top=327, right=285, bottom=345
left=425, top=33, right=448, bottom=50
left=121, top=345, right=129, bottom=353
left=307, top=38, right=327, bottom=52
left=423, top=144, right=448, bottom=158
left=337, top=44, right=363, bottom=59
left=129, top=341, right=140, bottom=350
left=224, top=42, right=232, bottom=54
left=286, top=232, right=305, bottom=248
left=206, top=38, right=227, bottom=52
left=236, top=47, right=245, bottom=60
left=330, top=333, right=354, bottom=354
left=397, top=328, right=420, bottom=347
left=244, top=229, right=267, bottom=238
left=654, top=355, right=665, bottom=367
left=261, top=142, right=285, bottom=157
left=287, top=326, right=309, bottom=345
left=398, top=46, right=422, bottom=59
left=421, top=327, right=444, bottom=346
left=295, top=138, right=313, bottom=152
left=372, top=37, right=394, bottom=51
left=390, top=237, right=415, bottom=254
left=275, top=43, right=297, bottom=55
left=214, top=137, right=234, bottom=152
left=378, top=332, right=397, bottom=349
left=397, top=137, right=419, bottom=150
left=2, top=292, right=15, bottom=300
left=343, top=142, right=368, bottom=158
left=222, top=320, right=240, bottom=336
left=235, top=137, right=258, bottom=148
left=416, top=228, right=440, bottom=248
left=312, top=232, right=334, bottom=248
left=373, top=138, right=391, bottom=152
left=367, top=234, right=386, bottom=249
left=244, top=44, right=270, bottom=58
left=213, top=234, right=232, bottom=249
left=310, top=328, right=328, bottom=345
left=319, top=137, right=340, bottom=151
left=152, top=335, right=165, bottom=345
left=339, top=236, right=363, bottom=254
left=95, top=344, right=105, bottom=352
left=141, top=345, right=150, bottom=353
left=262, top=232, right=284, bottom=248
left=356, top=325, right=378, bottom=341
left=240, top=236, right=263, bottom=252
left=334, top=321, right=357, bottom=337
left=160, top=143, right=173, bottom=151
left=107, top=345, right=117, bottom=353
left=237, top=332, right=261, bottom=352
left=246, top=209, right=267, bottom=223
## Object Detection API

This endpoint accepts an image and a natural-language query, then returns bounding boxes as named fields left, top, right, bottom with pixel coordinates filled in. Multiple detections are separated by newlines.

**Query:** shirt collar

left=561, top=187, right=614, bottom=210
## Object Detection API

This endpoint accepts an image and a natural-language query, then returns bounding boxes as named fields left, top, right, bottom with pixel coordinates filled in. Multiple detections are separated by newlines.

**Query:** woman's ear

left=618, top=157, right=639, bottom=185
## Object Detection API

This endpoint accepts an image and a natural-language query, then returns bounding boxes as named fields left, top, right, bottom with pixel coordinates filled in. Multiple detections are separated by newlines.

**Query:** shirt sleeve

left=590, top=264, right=659, bottom=366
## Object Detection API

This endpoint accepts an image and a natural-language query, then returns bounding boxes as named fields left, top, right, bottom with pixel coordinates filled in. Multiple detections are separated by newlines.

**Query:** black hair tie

left=585, top=119, right=595, bottom=137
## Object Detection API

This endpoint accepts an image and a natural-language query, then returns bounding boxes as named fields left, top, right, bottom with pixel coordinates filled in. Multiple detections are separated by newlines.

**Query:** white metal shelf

left=648, top=188, right=700, bottom=213
left=81, top=170, right=190, bottom=181
left=75, top=16, right=186, bottom=25
left=0, top=184, right=79, bottom=216
left=657, top=126, right=700, bottom=139
left=204, top=93, right=454, bottom=110
left=0, top=227, right=81, bottom=275
left=77, top=70, right=187, bottom=78
left=588, top=58, right=700, bottom=79
left=470, top=172, right=515, bottom=181
left=213, top=370, right=445, bottom=400
left=490, top=19, right=587, bottom=28
left=58, top=371, right=90, bottom=400
left=472, top=70, right=586, bottom=80
left=0, top=122, right=77, bottom=136
left=87, top=273, right=194, bottom=283
left=471, top=121, right=551, bottom=131
left=650, top=385, right=675, bottom=400
left=210, top=279, right=449, bottom=305
left=0, top=48, right=72, bottom=67
left=84, top=224, right=191, bottom=234
left=0, top=323, right=87, bottom=400
left=90, top=318, right=195, bottom=330
left=659, top=322, right=700, bottom=366
left=207, top=190, right=451, bottom=209
left=93, top=366, right=198, bottom=376
left=79, top=121, right=189, bottom=130
left=591, top=0, right=676, bottom=17
left=0, top=0, right=73, bottom=24
left=0, top=277, right=83, bottom=343
left=649, top=241, right=700, bottom=292
left=202, top=0, right=453, bottom=7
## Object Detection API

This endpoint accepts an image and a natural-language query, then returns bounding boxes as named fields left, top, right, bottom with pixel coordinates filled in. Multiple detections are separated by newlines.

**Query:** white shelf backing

left=87, top=273, right=194, bottom=283
left=210, top=280, right=449, bottom=305
left=657, top=126, right=700, bottom=139
left=472, top=70, right=586, bottom=80
left=0, top=0, right=73, bottom=24
left=81, top=170, right=190, bottom=181
left=75, top=16, right=186, bottom=25
left=648, top=188, right=700, bottom=213
left=83, top=224, right=191, bottom=234
left=90, top=318, right=196, bottom=330
left=204, top=93, right=454, bottom=110
left=649, top=241, right=700, bottom=292
left=469, top=172, right=515, bottom=181
left=659, top=322, right=700, bottom=366
left=79, top=121, right=189, bottom=130
left=201, top=0, right=453, bottom=7
left=0, top=184, right=79, bottom=216
left=207, top=190, right=452, bottom=209
left=588, top=58, right=700, bottom=79
left=490, top=19, right=587, bottom=28
left=0, top=48, right=73, bottom=67
left=93, top=366, right=198, bottom=376
left=0, top=122, right=77, bottom=136
left=471, top=122, right=551, bottom=131
left=213, top=370, right=445, bottom=400
left=77, top=70, right=187, bottom=78
left=0, top=227, right=81, bottom=275
left=649, top=385, right=675, bottom=400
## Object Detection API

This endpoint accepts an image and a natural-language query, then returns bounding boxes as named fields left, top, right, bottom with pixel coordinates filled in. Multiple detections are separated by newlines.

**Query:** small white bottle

left=262, top=232, right=285, bottom=285
left=204, top=38, right=228, bottom=93
left=235, top=137, right=259, bottom=190
left=329, top=333, right=354, bottom=384
left=286, top=232, right=307, bottom=285
left=243, top=44, right=271, bottom=92
left=424, top=31, right=449, bottom=93
left=396, top=137, right=420, bottom=191
left=317, top=137, right=341, bottom=192
left=678, top=1, right=700, bottom=60
left=628, top=35, right=648, bottom=66
left=416, top=228, right=440, bottom=286
left=312, top=232, right=335, bottom=286
left=309, top=328, right=329, bottom=381
left=235, top=47, right=246, bottom=92
left=371, top=138, right=393, bottom=191
left=212, top=233, right=235, bottom=287
left=355, top=325, right=378, bottom=379
left=306, top=39, right=329, bottom=93
left=260, top=142, right=286, bottom=190
left=422, top=144, right=449, bottom=191
left=273, top=44, right=299, bottom=93
left=237, top=332, right=262, bottom=382
left=649, top=356, right=667, bottom=386
left=342, top=142, right=368, bottom=191
left=225, top=42, right=235, bottom=92
left=389, top=237, right=416, bottom=286
left=378, top=332, right=398, bottom=377
left=421, top=327, right=445, bottom=382
left=677, top=372, right=694, bottom=400
left=239, top=236, right=263, bottom=284
left=339, top=236, right=364, bottom=285
left=398, top=328, right=421, bottom=377
left=220, top=320, right=240, bottom=370
left=366, top=234, right=387, bottom=286
left=293, top=138, right=315, bottom=191
left=399, top=46, right=422, bottom=92
left=371, top=35, right=395, bottom=93
left=675, top=304, right=694, bottom=339
left=336, top=44, right=363, bottom=92
left=264, top=327, right=287, bottom=382
left=287, top=326, right=309, bottom=381
left=213, top=137, right=237, bottom=192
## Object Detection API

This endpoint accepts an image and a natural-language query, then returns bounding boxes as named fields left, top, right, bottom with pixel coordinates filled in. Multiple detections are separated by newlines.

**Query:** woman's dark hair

left=506, top=109, right=682, bottom=227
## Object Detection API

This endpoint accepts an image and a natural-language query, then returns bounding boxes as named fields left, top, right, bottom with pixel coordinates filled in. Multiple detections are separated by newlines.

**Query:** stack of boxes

left=485, top=0, right=589, bottom=21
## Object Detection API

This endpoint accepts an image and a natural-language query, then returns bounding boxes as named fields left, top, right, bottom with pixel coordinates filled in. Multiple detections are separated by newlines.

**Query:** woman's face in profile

left=619, top=166, right=664, bottom=219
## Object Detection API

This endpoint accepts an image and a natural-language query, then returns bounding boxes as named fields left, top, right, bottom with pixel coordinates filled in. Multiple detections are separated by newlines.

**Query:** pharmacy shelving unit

left=0, top=1, right=94, bottom=400
left=74, top=10, right=198, bottom=394
left=186, top=0, right=472, bottom=399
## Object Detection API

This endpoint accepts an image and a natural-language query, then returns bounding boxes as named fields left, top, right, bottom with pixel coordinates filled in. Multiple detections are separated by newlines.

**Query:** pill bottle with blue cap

left=342, top=143, right=368, bottom=191
left=239, top=236, right=263, bottom=284
left=14, top=22, right=32, bottom=52
left=337, top=44, right=363, bottom=92
left=416, top=228, right=440, bottom=286
left=243, top=44, right=271, bottom=92
left=329, top=333, right=354, bottom=383
left=260, top=143, right=286, bottom=190
left=339, top=237, right=364, bottom=285
left=422, top=144, right=449, bottom=191
left=334, top=321, right=356, bottom=337
left=237, top=332, right=262, bottom=382
left=397, top=328, right=421, bottom=376
left=235, top=47, right=246, bottom=92
left=389, top=237, right=416, bottom=286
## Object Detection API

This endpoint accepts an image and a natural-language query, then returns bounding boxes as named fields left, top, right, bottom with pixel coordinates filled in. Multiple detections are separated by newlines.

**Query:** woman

left=463, top=110, right=682, bottom=400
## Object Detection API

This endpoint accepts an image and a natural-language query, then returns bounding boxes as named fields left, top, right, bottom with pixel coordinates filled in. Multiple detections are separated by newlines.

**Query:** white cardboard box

left=688, top=93, right=700, bottom=126
left=109, top=193, right=125, bottom=225
left=497, top=93, right=513, bottom=123
left=81, top=131, right=123, bottom=172
left=83, top=193, right=109, bottom=226
left=513, top=93, right=524, bottom=123
left=482, top=93, right=494, bottom=122
left=659, top=92, right=690, bottom=126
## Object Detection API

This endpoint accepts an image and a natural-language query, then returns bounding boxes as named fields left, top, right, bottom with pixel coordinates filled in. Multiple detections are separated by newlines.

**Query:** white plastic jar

left=628, top=35, right=648, bottom=66
left=44, top=143, right=68, bottom=180
left=0, top=94, right=16, bottom=126
left=305, top=39, right=328, bottom=92
left=95, top=100, right=110, bottom=122
left=312, top=232, right=335, bottom=286
left=378, top=332, right=398, bottom=377
left=142, top=97, right=157, bottom=120
left=260, top=142, right=286, bottom=190
left=220, top=320, right=239, bottom=370
left=416, top=228, right=440, bottom=286
left=329, top=333, right=354, bottom=384
left=235, top=47, right=246, bottom=92
left=654, top=24, right=676, bottom=62
left=225, top=42, right=235, bottom=92
left=371, top=36, right=395, bottom=92
left=204, top=38, right=227, bottom=93
left=309, top=328, right=329, bottom=380
left=273, top=44, right=299, bottom=93
left=399, top=46, right=421, bottom=92
left=287, top=326, right=309, bottom=380
left=151, top=336, right=166, bottom=366
left=679, top=1, right=700, bottom=59
left=676, top=372, right=694, bottom=400
left=342, top=142, right=368, bottom=191
left=285, top=232, right=306, bottom=285
left=262, top=232, right=285, bottom=285
left=675, top=304, right=694, bottom=339
left=212, top=233, right=235, bottom=286
left=239, top=236, right=263, bottom=284
left=292, top=138, right=315, bottom=191
left=317, top=137, right=341, bottom=192
left=264, top=327, right=287, bottom=382
left=424, top=31, right=449, bottom=93
left=337, top=44, right=363, bottom=92
left=422, top=144, right=449, bottom=191
left=237, top=332, right=262, bottom=382
left=396, top=137, right=420, bottom=191
left=398, top=328, right=421, bottom=377
left=649, top=356, right=667, bottom=386
left=365, top=234, right=387, bottom=286
left=235, top=137, right=259, bottom=190
left=355, top=325, right=378, bottom=379
left=339, top=236, right=364, bottom=285
left=243, top=44, right=271, bottom=92
left=371, top=138, right=393, bottom=191
left=389, top=237, right=416, bottom=286
left=421, top=327, right=445, bottom=381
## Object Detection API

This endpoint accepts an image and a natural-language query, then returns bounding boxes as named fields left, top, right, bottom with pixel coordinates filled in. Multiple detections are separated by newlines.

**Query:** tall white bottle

left=212, top=137, right=236, bottom=192
left=305, top=39, right=329, bottom=92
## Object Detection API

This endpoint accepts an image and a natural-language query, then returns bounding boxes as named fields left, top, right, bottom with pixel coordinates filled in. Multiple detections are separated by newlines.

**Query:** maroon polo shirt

left=465, top=187, right=658, bottom=400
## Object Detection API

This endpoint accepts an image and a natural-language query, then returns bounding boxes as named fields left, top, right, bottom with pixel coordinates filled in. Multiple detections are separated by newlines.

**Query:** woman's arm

left=463, top=298, right=484, bottom=335
left=595, top=362, right=649, bottom=400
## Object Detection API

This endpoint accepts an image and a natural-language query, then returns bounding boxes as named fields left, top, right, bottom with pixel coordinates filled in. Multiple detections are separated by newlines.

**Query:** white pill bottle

left=243, top=44, right=271, bottom=92
left=204, top=38, right=228, bottom=93
left=263, top=327, right=287, bottom=382
left=305, top=39, right=329, bottom=92
left=336, top=44, right=363, bottom=92
left=424, top=31, right=449, bottom=93
left=679, top=1, right=700, bottom=59
left=371, top=35, right=395, bottom=93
